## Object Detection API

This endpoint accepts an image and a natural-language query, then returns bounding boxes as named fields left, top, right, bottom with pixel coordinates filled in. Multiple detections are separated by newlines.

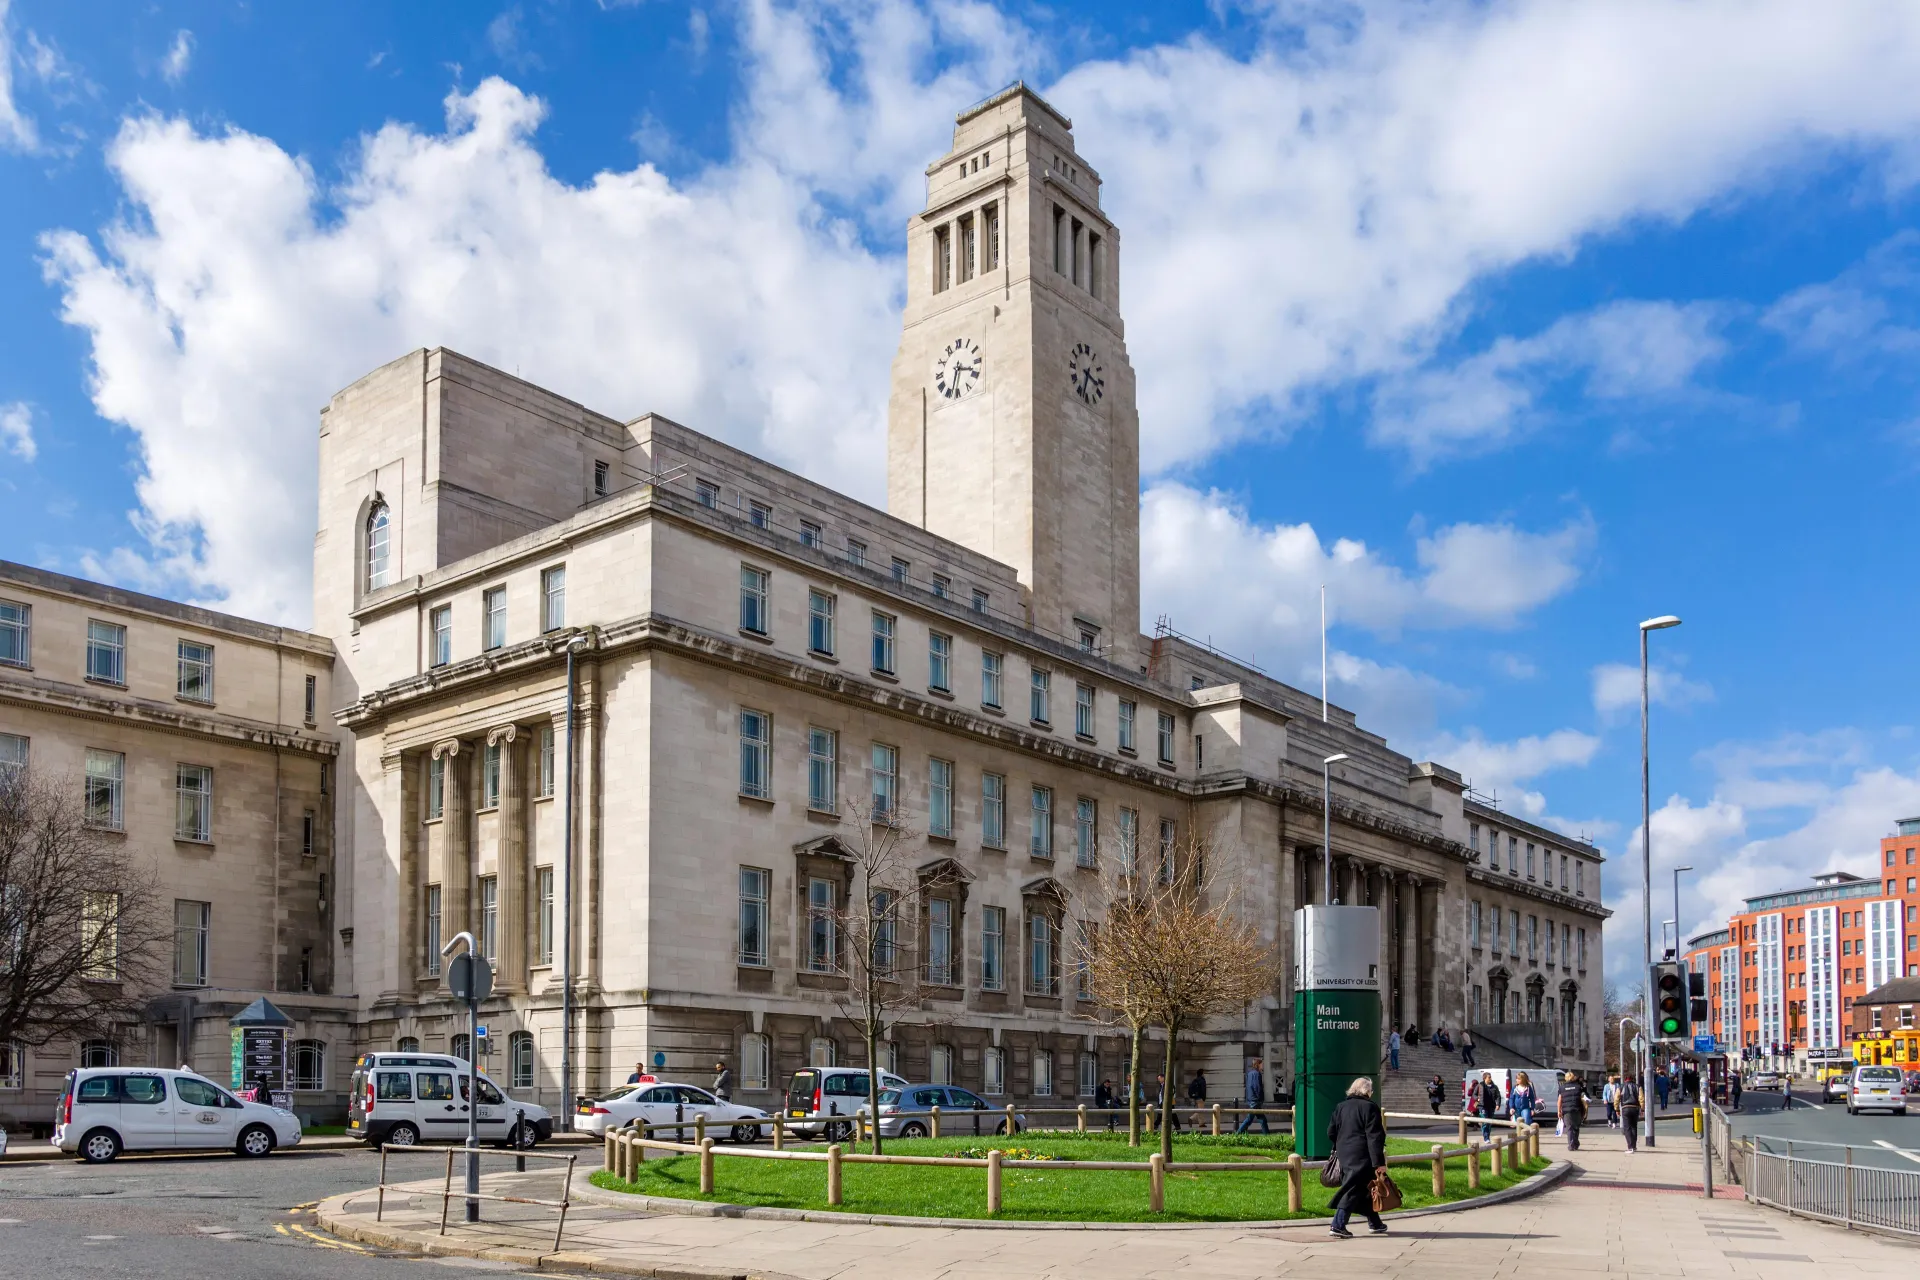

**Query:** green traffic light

left=1660, top=1018, right=1682, bottom=1035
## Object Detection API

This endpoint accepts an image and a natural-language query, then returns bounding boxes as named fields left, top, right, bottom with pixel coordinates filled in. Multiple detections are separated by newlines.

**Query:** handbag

left=1319, top=1154, right=1344, bottom=1187
left=1370, top=1167, right=1403, bottom=1213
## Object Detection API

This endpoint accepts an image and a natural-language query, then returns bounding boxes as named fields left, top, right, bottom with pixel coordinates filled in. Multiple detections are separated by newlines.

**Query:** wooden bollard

left=1005, top=1104, right=1017, bottom=1136
left=1430, top=1143, right=1445, bottom=1198
left=772, top=1116, right=784, bottom=1151
left=605, top=1131, right=617, bottom=1173
left=1491, top=1135, right=1504, bottom=1178
left=1468, top=1142, right=1481, bottom=1189
left=699, top=1137, right=715, bottom=1194
left=1457, top=1113, right=1469, bottom=1144
left=1211, top=1104, right=1221, bottom=1136
left=931, top=1105, right=941, bottom=1139
left=1077, top=1104, right=1087, bottom=1133
left=1286, top=1152, right=1303, bottom=1212
left=1149, top=1152, right=1166, bottom=1213
left=827, top=1143, right=843, bottom=1206
left=635, top=1129, right=648, bottom=1166
left=987, top=1148, right=1003, bottom=1214
left=1531, top=1123, right=1541, bottom=1161
left=695, top=1113, right=708, bottom=1148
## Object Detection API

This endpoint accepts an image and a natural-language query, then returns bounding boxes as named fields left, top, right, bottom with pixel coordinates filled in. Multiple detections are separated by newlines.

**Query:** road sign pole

left=442, top=931, right=493, bottom=1225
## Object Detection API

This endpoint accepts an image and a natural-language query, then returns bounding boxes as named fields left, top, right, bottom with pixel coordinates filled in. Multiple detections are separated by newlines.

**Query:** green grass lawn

left=588, top=1131, right=1546, bottom=1223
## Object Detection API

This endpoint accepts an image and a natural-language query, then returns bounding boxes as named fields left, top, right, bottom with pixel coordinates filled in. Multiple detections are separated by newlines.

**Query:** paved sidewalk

left=317, top=1131, right=1918, bottom=1278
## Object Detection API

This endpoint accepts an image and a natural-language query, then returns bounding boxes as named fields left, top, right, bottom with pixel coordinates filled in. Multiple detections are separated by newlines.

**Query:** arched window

left=741, top=1034, right=770, bottom=1092
left=397, top=1036, right=420, bottom=1052
left=366, top=502, right=393, bottom=590
left=451, top=1032, right=471, bottom=1062
left=81, top=1040, right=117, bottom=1068
left=290, top=1039, right=326, bottom=1091
left=509, top=1031, right=535, bottom=1089
left=930, top=1044, right=954, bottom=1085
left=808, top=1037, right=835, bottom=1068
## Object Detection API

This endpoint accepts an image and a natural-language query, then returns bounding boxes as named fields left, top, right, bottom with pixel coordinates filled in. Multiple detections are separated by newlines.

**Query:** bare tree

left=1084, top=826, right=1277, bottom=1160
left=0, top=769, right=169, bottom=1052
left=825, top=795, right=951, bottom=1154
left=1602, top=985, right=1643, bottom=1076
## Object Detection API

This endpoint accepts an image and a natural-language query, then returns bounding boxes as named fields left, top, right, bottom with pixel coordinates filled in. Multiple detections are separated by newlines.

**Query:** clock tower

left=887, top=83, right=1140, bottom=662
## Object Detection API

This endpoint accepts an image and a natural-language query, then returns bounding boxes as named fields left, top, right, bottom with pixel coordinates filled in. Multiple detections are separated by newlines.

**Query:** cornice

left=1466, top=865, right=1610, bottom=920
left=0, top=674, right=338, bottom=757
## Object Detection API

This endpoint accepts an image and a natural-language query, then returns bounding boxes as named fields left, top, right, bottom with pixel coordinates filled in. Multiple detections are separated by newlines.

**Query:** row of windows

left=1468, top=822, right=1589, bottom=898
left=0, top=600, right=320, bottom=723
left=932, top=201, right=1003, bottom=293
left=2, top=1039, right=333, bottom=1091
left=1049, top=204, right=1105, bottom=299
left=427, top=567, right=567, bottom=667
left=1, top=734, right=321, bottom=852
left=1467, top=900, right=1588, bottom=971
left=421, top=727, right=557, bottom=818
left=1887, top=847, right=1919, bottom=866
left=422, top=868, right=556, bottom=975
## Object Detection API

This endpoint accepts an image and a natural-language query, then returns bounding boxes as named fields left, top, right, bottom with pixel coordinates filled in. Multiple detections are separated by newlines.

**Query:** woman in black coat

left=1325, top=1076, right=1389, bottom=1238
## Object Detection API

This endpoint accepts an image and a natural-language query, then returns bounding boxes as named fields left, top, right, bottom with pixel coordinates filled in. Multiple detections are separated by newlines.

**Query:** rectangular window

left=1576, top=863, right=1586, bottom=897
left=1030, top=668, right=1050, bottom=724
left=929, top=758, right=953, bottom=838
left=0, top=732, right=24, bottom=788
left=426, top=753, right=445, bottom=820
left=808, top=877, right=836, bottom=971
left=740, top=565, right=769, bottom=634
left=934, top=222, right=952, bottom=292
left=1159, top=818, right=1177, bottom=885
left=971, top=588, right=988, bottom=614
left=593, top=459, right=610, bottom=497
left=1052, top=204, right=1066, bottom=273
left=696, top=479, right=719, bottom=508
left=172, top=900, right=209, bottom=987
left=1118, top=700, right=1136, bottom=752
left=846, top=538, right=867, bottom=568
left=1119, top=807, right=1138, bottom=876
left=542, top=566, right=566, bottom=632
left=84, top=749, right=124, bottom=830
left=482, top=740, right=501, bottom=809
left=425, top=885, right=442, bottom=976
left=538, top=724, right=554, bottom=797
left=981, top=906, right=1005, bottom=990
left=1076, top=921, right=1094, bottom=999
left=984, top=202, right=1001, bottom=271
left=1157, top=712, right=1175, bottom=765
left=536, top=866, right=554, bottom=965
left=1526, top=843, right=1536, bottom=880
left=86, top=620, right=125, bottom=685
left=929, top=631, right=951, bottom=692
left=1510, top=910, right=1520, bottom=957
left=300, top=809, right=315, bottom=856
left=1470, top=900, right=1482, bottom=948
left=807, top=589, right=835, bottom=655
left=739, top=709, right=771, bottom=800
left=891, top=557, right=910, bottom=584
left=430, top=605, right=452, bottom=666
left=1029, top=913, right=1056, bottom=995
left=1559, top=853, right=1569, bottom=890
left=175, top=764, right=213, bottom=842
left=1528, top=915, right=1538, bottom=960
left=982, top=773, right=1005, bottom=848
left=478, top=876, right=498, bottom=962
left=931, top=574, right=950, bottom=599
left=1507, top=835, right=1518, bottom=874
left=1578, top=927, right=1588, bottom=969
left=1470, top=823, right=1480, bottom=853
left=176, top=640, right=214, bottom=703
left=871, top=611, right=895, bottom=674
left=1030, top=786, right=1053, bottom=859
left=1075, top=683, right=1094, bottom=739
left=1033, top=1049, right=1054, bottom=1096
left=799, top=520, right=822, bottom=549
left=81, top=891, right=119, bottom=979
left=1075, top=798, right=1096, bottom=868
left=482, top=588, right=507, bottom=651
left=1089, top=232, right=1104, bottom=299
left=957, top=212, right=976, bottom=283
left=871, top=743, right=897, bottom=816
left=0, top=599, right=28, bottom=667
left=928, top=898, right=953, bottom=985
left=749, top=500, right=771, bottom=530
left=807, top=727, right=837, bottom=812
left=304, top=673, right=318, bottom=724
left=981, top=650, right=1003, bottom=708
left=738, top=867, right=769, bottom=966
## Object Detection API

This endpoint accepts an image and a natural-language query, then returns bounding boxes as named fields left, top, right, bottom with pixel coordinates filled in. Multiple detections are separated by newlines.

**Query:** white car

left=577, top=1079, right=772, bottom=1142
left=346, top=1052, right=552, bottom=1148
left=55, top=1067, right=302, bottom=1163
left=1847, top=1066, right=1908, bottom=1116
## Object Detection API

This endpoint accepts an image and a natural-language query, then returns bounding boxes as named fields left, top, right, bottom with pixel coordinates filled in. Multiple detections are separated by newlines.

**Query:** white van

left=54, top=1067, right=303, bottom=1163
left=346, top=1052, right=552, bottom=1148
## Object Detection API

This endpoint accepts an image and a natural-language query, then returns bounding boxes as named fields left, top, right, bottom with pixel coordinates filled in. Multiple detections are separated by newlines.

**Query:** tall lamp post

left=1640, top=614, right=1682, bottom=1148
left=1323, top=753, right=1349, bottom=903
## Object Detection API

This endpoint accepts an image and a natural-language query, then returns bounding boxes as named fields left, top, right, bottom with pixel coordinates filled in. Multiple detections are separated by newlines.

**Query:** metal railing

left=1743, top=1137, right=1920, bottom=1239
left=375, top=1145, right=580, bottom=1253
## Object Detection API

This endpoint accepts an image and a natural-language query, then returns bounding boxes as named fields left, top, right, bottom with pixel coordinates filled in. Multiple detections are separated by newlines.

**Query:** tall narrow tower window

left=366, top=502, right=393, bottom=590
left=1071, top=217, right=1084, bottom=286
left=983, top=203, right=1000, bottom=271
left=933, top=224, right=952, bottom=293
left=1089, top=233, right=1104, bottom=300
left=958, top=213, right=976, bottom=283
left=1052, top=206, right=1067, bottom=274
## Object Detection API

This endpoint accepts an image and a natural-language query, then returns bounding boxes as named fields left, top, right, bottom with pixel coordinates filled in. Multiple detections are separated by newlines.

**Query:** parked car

left=54, top=1067, right=302, bottom=1163
left=854, top=1084, right=1025, bottom=1138
left=577, top=1080, right=772, bottom=1142
left=782, top=1068, right=909, bottom=1141
left=1846, top=1065, right=1907, bottom=1117
left=346, top=1052, right=553, bottom=1148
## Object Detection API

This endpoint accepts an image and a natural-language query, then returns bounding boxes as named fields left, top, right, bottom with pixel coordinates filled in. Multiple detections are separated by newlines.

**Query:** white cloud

left=1590, top=661, right=1714, bottom=721
left=0, top=401, right=34, bottom=460
left=1763, top=231, right=1920, bottom=360
left=0, top=0, right=37, bottom=150
left=1418, top=727, right=1602, bottom=833
left=160, top=30, right=193, bottom=86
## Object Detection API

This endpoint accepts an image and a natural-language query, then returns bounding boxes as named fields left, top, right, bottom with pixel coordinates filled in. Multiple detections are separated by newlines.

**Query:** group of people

left=1088, top=1060, right=1292, bottom=1132
left=1382, top=1024, right=1477, bottom=1069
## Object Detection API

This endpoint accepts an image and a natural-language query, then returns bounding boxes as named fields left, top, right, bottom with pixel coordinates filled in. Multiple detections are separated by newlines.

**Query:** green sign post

left=1292, top=905, right=1382, bottom=1160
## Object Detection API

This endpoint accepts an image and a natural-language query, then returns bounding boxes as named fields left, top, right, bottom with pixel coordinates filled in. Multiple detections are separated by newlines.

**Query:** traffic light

left=1650, top=961, right=1688, bottom=1042
left=1686, top=964, right=1709, bottom=1030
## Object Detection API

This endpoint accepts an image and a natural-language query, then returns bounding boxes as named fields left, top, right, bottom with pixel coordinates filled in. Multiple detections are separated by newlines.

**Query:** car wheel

left=825, top=1121, right=853, bottom=1143
left=509, top=1121, right=538, bottom=1150
left=995, top=1120, right=1014, bottom=1136
left=900, top=1122, right=928, bottom=1139
left=79, top=1128, right=121, bottom=1164
left=730, top=1124, right=757, bottom=1144
left=387, top=1122, right=421, bottom=1148
left=237, top=1124, right=276, bottom=1158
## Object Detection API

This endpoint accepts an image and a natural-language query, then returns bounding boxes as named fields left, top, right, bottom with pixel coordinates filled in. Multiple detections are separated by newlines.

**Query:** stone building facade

left=0, top=562, right=344, bottom=1129
left=316, top=84, right=1609, bottom=1116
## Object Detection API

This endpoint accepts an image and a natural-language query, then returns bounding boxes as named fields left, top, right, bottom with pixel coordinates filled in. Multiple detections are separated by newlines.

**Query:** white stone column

left=489, top=723, right=525, bottom=993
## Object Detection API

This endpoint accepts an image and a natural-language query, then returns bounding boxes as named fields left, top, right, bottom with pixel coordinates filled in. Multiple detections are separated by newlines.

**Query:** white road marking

left=1871, top=1140, right=1920, bottom=1166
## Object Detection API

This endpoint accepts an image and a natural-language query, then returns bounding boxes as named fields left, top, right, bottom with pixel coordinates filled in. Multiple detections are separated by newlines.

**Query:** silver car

left=855, top=1084, right=1025, bottom=1139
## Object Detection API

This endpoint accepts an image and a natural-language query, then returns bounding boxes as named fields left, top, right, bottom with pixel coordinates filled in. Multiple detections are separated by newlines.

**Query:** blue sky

left=4, top=0, right=1920, bottom=985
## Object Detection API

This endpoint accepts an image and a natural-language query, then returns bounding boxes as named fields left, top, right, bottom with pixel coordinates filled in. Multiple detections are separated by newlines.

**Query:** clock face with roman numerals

left=932, top=337, right=983, bottom=400
left=1068, top=342, right=1104, bottom=406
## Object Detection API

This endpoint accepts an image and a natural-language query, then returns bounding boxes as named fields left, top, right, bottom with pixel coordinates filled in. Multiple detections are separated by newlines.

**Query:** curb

left=567, top=1158, right=1576, bottom=1231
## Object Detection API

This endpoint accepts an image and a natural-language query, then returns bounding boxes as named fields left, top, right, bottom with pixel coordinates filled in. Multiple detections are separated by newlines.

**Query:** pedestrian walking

left=1617, top=1075, right=1642, bottom=1152
left=1188, top=1069, right=1208, bottom=1108
left=713, top=1061, right=733, bottom=1101
left=1683, top=1065, right=1700, bottom=1103
left=1603, top=1074, right=1619, bottom=1128
left=1325, top=1077, right=1389, bottom=1239
left=1237, top=1059, right=1271, bottom=1133
left=1558, top=1071, right=1587, bottom=1151
left=1154, top=1074, right=1182, bottom=1132
left=1473, top=1071, right=1502, bottom=1141
left=1388, top=1028, right=1401, bottom=1071
left=1782, top=1075, right=1793, bottom=1110
left=1425, top=1074, right=1445, bottom=1116
left=1655, top=1070, right=1671, bottom=1110
left=1729, top=1073, right=1743, bottom=1112
left=1460, top=1029, right=1475, bottom=1067
left=1096, top=1078, right=1118, bottom=1130
left=1510, top=1071, right=1537, bottom=1126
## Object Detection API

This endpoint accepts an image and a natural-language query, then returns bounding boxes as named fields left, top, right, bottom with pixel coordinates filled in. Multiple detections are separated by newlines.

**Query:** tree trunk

left=1127, top=1022, right=1143, bottom=1147
left=865, top=995, right=884, bottom=1155
left=1159, top=1023, right=1179, bottom=1163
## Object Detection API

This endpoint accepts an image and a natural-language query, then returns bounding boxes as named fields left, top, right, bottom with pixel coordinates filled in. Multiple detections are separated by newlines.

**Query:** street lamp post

left=1640, top=614, right=1682, bottom=1149
left=1322, top=753, right=1349, bottom=904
